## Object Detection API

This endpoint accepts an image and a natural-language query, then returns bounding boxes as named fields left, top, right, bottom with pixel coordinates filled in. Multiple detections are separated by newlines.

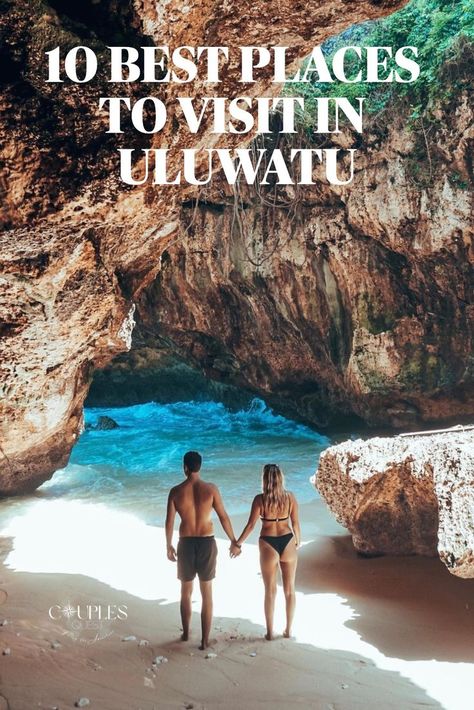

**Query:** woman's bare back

left=259, top=492, right=293, bottom=537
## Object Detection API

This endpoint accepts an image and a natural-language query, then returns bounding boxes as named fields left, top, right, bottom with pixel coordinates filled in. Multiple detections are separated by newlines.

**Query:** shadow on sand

left=0, top=535, right=443, bottom=710
left=297, top=533, right=474, bottom=663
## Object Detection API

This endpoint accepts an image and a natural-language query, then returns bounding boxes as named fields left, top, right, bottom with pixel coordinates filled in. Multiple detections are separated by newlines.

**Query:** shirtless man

left=165, top=450, right=240, bottom=650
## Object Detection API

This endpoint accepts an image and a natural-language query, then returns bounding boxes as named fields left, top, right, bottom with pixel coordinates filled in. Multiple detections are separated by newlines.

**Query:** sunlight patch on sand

left=1, top=498, right=472, bottom=710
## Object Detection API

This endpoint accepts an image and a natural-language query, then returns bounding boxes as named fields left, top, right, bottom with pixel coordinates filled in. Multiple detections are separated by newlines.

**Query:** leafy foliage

left=285, top=0, right=474, bottom=127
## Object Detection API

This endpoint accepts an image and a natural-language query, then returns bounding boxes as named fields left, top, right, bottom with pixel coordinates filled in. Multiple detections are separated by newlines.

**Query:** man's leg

left=198, top=580, right=213, bottom=650
left=180, top=580, right=193, bottom=641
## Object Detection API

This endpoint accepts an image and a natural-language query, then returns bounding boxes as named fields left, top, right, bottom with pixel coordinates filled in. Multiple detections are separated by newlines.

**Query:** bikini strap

left=260, top=492, right=291, bottom=522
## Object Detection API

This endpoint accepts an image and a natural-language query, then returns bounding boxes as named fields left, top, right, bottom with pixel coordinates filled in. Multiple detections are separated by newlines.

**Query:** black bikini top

left=260, top=494, right=291, bottom=522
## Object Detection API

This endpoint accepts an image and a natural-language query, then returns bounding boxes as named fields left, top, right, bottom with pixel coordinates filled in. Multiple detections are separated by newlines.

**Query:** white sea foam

left=23, top=398, right=329, bottom=521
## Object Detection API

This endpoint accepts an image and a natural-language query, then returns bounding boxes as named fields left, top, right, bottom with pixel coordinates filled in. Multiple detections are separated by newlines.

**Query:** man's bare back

left=169, top=478, right=218, bottom=538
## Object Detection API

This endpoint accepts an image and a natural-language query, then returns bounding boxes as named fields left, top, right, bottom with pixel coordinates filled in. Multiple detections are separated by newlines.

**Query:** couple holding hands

left=166, top=451, right=301, bottom=650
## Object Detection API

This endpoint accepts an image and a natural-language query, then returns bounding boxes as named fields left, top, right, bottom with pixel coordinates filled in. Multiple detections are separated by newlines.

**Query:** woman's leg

left=280, top=538, right=298, bottom=638
left=259, top=539, right=279, bottom=640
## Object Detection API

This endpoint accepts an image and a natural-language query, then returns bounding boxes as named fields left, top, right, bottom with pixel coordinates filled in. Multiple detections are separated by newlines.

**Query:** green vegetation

left=286, top=0, right=474, bottom=127
left=448, top=171, right=469, bottom=190
left=398, top=349, right=454, bottom=390
left=357, top=293, right=398, bottom=336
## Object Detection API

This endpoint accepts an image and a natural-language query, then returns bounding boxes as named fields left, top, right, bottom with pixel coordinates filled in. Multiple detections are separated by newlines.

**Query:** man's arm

left=165, top=489, right=177, bottom=561
left=212, top=486, right=237, bottom=545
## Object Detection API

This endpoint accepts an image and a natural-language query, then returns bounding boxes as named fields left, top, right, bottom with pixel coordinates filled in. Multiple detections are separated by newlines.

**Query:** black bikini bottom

left=260, top=532, right=294, bottom=556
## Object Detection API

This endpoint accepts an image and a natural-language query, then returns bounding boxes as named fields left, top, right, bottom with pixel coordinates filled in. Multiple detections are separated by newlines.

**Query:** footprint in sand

left=0, top=695, right=8, bottom=710
left=0, top=589, right=7, bottom=605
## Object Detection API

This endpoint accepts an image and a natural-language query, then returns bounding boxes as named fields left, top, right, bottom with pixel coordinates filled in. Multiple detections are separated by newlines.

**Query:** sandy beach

left=1, top=1, right=473, bottom=709
left=0, top=498, right=473, bottom=710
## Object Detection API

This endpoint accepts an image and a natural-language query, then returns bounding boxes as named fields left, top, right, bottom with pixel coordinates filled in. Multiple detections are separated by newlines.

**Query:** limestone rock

left=315, top=427, right=474, bottom=577
left=96, top=91, right=474, bottom=430
left=0, top=0, right=407, bottom=495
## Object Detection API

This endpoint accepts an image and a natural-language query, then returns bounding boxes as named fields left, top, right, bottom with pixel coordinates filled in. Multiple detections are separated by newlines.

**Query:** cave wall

left=94, top=92, right=474, bottom=430
left=0, top=0, right=409, bottom=494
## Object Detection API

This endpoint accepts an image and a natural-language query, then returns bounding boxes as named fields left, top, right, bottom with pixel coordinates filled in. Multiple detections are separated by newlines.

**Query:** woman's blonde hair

left=262, top=464, right=288, bottom=515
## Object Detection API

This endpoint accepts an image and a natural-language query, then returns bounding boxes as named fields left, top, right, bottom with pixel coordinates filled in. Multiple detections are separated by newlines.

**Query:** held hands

left=229, top=541, right=242, bottom=558
left=167, top=545, right=177, bottom=562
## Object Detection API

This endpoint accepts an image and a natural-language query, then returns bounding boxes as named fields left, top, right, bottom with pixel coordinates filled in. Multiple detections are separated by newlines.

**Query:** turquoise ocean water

left=1, top=399, right=330, bottom=525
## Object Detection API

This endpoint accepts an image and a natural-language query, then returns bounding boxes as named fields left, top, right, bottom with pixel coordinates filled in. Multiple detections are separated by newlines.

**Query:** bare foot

left=283, top=630, right=293, bottom=639
left=198, top=638, right=217, bottom=652
left=264, top=632, right=273, bottom=641
left=199, top=636, right=217, bottom=650
left=181, top=631, right=189, bottom=642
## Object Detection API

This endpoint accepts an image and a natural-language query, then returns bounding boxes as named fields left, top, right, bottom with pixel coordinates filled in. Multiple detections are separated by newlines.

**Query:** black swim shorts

left=177, top=536, right=218, bottom=582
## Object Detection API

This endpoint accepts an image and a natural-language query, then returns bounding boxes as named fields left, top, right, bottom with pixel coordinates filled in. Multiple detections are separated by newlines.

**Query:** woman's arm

left=235, top=495, right=262, bottom=548
left=290, top=492, right=301, bottom=547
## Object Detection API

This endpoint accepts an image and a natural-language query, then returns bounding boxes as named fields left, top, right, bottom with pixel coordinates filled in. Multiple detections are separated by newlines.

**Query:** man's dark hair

left=183, top=450, right=202, bottom=472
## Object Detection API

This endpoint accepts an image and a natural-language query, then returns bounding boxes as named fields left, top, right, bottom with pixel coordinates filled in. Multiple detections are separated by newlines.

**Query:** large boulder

left=315, top=427, right=474, bottom=578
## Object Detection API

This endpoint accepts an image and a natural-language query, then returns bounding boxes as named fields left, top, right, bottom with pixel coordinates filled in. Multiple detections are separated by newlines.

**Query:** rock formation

left=315, top=426, right=474, bottom=578
left=0, top=0, right=409, bottom=494
left=92, top=81, right=474, bottom=430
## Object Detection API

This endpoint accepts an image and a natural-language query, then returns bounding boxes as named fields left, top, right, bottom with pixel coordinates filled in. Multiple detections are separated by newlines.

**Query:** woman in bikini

left=232, top=464, right=301, bottom=640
